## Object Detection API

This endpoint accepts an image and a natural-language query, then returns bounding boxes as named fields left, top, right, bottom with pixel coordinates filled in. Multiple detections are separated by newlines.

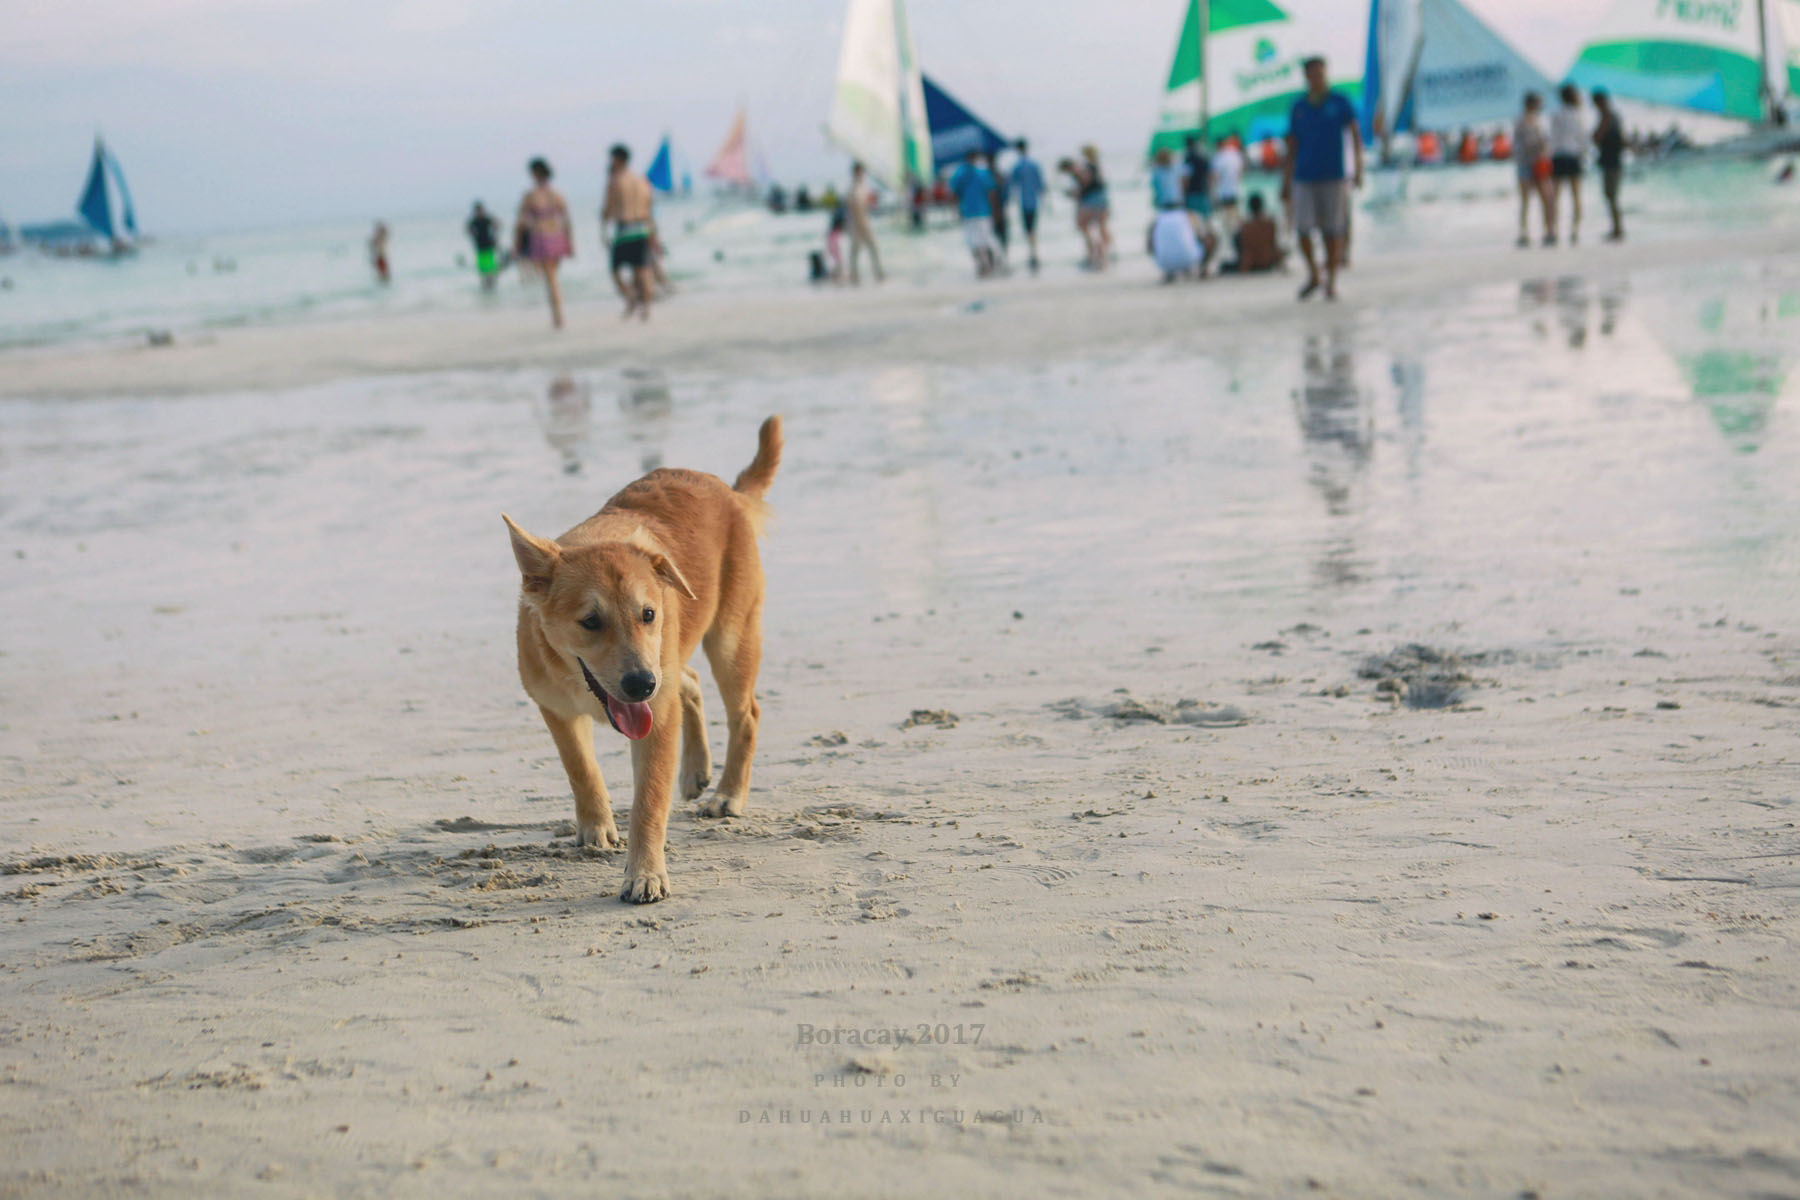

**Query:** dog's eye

left=579, top=613, right=603, bottom=632
left=641, top=607, right=655, bottom=625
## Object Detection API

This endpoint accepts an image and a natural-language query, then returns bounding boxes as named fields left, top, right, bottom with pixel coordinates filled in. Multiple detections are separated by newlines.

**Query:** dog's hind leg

left=679, top=665, right=711, bottom=801
left=698, top=611, right=761, bottom=819
left=539, top=706, right=623, bottom=849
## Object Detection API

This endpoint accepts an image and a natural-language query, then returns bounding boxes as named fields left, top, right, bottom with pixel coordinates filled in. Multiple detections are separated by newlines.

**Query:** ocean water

left=2, top=157, right=1796, bottom=352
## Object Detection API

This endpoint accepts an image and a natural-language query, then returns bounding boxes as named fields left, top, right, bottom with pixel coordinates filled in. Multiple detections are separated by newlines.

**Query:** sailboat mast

left=1198, top=0, right=1210, bottom=140
left=1757, top=0, right=1776, bottom=122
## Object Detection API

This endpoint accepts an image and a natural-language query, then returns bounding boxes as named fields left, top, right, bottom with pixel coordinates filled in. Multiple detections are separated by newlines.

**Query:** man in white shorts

left=948, top=150, right=1000, bottom=277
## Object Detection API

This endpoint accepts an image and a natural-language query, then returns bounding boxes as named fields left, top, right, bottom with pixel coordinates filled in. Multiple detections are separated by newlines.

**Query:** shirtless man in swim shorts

left=603, top=144, right=655, bottom=321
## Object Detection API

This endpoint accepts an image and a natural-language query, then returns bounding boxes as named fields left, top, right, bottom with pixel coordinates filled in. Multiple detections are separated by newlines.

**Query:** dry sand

left=3, top=231, right=1800, bottom=1198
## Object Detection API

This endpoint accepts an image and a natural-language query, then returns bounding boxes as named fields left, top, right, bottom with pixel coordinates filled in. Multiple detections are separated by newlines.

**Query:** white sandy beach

left=4, top=229, right=1800, bottom=1197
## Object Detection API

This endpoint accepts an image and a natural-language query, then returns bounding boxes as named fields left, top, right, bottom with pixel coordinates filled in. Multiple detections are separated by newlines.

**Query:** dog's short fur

left=503, top=416, right=781, bottom=903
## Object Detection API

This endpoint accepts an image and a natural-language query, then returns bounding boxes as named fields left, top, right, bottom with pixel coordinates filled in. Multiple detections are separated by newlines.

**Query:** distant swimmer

left=1282, top=55, right=1361, bottom=301
left=1592, top=89, right=1625, bottom=242
left=845, top=161, right=884, bottom=284
left=1548, top=83, right=1586, bottom=244
left=603, top=143, right=655, bottom=321
left=466, top=201, right=501, bottom=291
left=368, top=221, right=391, bottom=285
left=1008, top=139, right=1046, bottom=273
left=1513, top=93, right=1553, bottom=247
left=516, top=157, right=573, bottom=329
left=949, top=149, right=999, bottom=278
left=1779, top=160, right=1797, bottom=184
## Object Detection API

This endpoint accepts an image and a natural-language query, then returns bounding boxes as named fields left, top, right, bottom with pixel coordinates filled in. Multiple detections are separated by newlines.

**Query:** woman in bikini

left=516, top=157, right=573, bottom=329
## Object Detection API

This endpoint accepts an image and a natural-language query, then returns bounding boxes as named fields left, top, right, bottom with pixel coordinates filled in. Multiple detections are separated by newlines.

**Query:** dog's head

left=503, top=515, right=695, bottom=740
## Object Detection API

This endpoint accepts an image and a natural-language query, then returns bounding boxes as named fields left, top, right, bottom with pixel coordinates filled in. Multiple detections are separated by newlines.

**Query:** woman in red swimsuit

left=516, top=158, right=573, bottom=329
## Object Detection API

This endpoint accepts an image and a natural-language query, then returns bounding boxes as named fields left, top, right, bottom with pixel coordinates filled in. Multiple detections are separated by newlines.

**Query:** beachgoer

left=1150, top=147, right=1185, bottom=211
left=1514, top=92, right=1553, bottom=246
left=1549, top=83, right=1586, bottom=244
left=909, top=176, right=928, bottom=231
left=1077, top=145, right=1112, bottom=268
left=466, top=202, right=500, bottom=291
left=1226, top=192, right=1284, bottom=273
left=603, top=143, right=655, bottom=321
left=1282, top=56, right=1361, bottom=301
left=826, top=208, right=846, bottom=281
left=819, top=183, right=840, bottom=211
left=1182, top=135, right=1212, bottom=226
left=987, top=150, right=1010, bottom=261
left=1008, top=139, right=1046, bottom=273
left=368, top=221, right=390, bottom=284
left=516, top=158, right=572, bottom=328
left=514, top=161, right=568, bottom=329
left=1149, top=206, right=1203, bottom=282
left=949, top=149, right=999, bottom=277
left=1212, top=133, right=1245, bottom=234
left=1592, top=88, right=1625, bottom=242
left=845, top=161, right=884, bottom=284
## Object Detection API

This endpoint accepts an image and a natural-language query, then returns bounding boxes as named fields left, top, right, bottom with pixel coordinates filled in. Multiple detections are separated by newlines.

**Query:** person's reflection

left=1296, top=330, right=1373, bottom=518
left=1391, top=354, right=1426, bottom=478
left=1555, top=275, right=1590, bottom=348
left=1597, top=278, right=1627, bottom=336
left=536, top=372, right=591, bottom=474
left=618, top=367, right=672, bottom=472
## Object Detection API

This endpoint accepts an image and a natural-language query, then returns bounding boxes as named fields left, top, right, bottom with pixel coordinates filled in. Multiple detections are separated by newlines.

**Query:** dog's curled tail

left=732, top=414, right=783, bottom=510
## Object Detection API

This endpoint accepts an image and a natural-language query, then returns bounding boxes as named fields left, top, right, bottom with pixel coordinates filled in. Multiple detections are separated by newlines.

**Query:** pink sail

left=705, top=108, right=754, bottom=188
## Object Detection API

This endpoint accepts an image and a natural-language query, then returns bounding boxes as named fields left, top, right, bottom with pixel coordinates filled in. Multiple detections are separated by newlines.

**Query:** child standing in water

left=516, top=158, right=573, bottom=328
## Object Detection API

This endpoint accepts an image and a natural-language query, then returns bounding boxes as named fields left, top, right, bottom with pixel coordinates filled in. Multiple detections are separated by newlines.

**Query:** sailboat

left=825, top=0, right=933, bottom=192
left=1778, top=0, right=1800, bottom=109
left=22, top=138, right=138, bottom=254
left=647, top=136, right=675, bottom=195
left=1361, top=0, right=1552, bottom=146
left=1150, top=0, right=1364, bottom=156
left=922, top=73, right=1008, bottom=167
left=706, top=108, right=758, bottom=193
left=1568, top=0, right=1800, bottom=152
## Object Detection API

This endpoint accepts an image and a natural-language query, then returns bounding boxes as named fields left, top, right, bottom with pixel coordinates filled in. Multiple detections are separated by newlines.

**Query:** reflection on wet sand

left=1295, top=330, right=1374, bottom=590
left=1519, top=276, right=1628, bottom=348
left=618, top=366, right=673, bottom=472
left=536, top=373, right=591, bottom=474
left=1640, top=271, right=1799, bottom=452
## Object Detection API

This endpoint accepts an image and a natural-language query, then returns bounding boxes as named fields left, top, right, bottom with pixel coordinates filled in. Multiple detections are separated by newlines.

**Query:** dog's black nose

left=619, top=670, right=657, bottom=702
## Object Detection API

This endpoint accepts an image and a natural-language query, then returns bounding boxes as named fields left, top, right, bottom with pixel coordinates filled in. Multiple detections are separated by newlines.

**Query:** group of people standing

left=944, top=140, right=1050, bottom=277
left=1513, top=84, right=1627, bottom=247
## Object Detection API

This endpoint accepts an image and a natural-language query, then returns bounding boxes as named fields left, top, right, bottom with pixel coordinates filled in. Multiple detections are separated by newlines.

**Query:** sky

left=1, top=0, right=1608, bottom=235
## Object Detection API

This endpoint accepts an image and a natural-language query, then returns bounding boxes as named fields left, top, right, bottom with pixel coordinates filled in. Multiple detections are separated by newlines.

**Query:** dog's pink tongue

left=606, top=695, right=654, bottom=740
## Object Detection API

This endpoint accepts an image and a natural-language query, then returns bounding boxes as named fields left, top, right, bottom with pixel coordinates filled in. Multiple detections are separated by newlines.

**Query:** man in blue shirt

left=949, top=149, right=998, bottom=277
left=1282, top=56, right=1362, bottom=301
left=1008, top=138, right=1046, bottom=274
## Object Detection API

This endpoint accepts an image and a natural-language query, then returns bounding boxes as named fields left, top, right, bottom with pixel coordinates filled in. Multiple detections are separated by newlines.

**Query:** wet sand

left=3, top=236, right=1800, bottom=1197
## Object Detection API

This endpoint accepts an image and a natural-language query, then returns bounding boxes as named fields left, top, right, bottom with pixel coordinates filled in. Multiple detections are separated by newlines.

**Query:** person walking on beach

left=368, top=221, right=391, bottom=285
left=1592, top=88, right=1626, bottom=242
left=602, top=143, right=655, bottom=320
left=1212, top=133, right=1245, bottom=234
left=1514, top=92, right=1553, bottom=246
left=845, top=161, right=884, bottom=284
left=466, top=202, right=500, bottom=291
left=949, top=149, right=999, bottom=277
left=1548, top=83, right=1586, bottom=244
left=1282, top=56, right=1361, bottom=301
left=516, top=158, right=572, bottom=328
left=1009, top=139, right=1045, bottom=273
left=987, top=150, right=1011, bottom=262
left=1077, top=145, right=1112, bottom=268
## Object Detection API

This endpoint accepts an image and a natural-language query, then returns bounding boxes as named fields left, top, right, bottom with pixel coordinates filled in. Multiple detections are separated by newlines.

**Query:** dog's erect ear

left=625, top=527, right=698, bottom=601
left=502, top=514, right=560, bottom=595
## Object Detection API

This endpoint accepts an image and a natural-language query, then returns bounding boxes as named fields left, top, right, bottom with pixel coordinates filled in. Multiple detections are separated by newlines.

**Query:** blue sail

left=105, top=146, right=137, bottom=235
left=77, top=141, right=114, bottom=240
left=646, top=136, right=674, bottom=194
left=922, top=74, right=1006, bottom=170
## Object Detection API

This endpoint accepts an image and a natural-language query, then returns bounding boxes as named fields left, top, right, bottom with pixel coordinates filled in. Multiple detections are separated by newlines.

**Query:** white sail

left=1569, top=0, right=1767, bottom=121
left=826, top=0, right=931, bottom=190
left=1375, top=0, right=1424, bottom=137
left=1778, top=0, right=1800, bottom=100
left=1408, top=0, right=1552, bottom=130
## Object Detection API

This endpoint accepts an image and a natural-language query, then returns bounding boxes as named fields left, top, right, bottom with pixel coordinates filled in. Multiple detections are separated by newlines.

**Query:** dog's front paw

left=577, top=819, right=625, bottom=850
left=697, top=792, right=746, bottom=819
left=619, top=866, right=671, bottom=904
left=680, top=765, right=711, bottom=802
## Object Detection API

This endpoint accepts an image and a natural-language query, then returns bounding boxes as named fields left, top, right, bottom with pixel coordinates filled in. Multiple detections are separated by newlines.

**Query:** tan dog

left=503, top=416, right=781, bottom=903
